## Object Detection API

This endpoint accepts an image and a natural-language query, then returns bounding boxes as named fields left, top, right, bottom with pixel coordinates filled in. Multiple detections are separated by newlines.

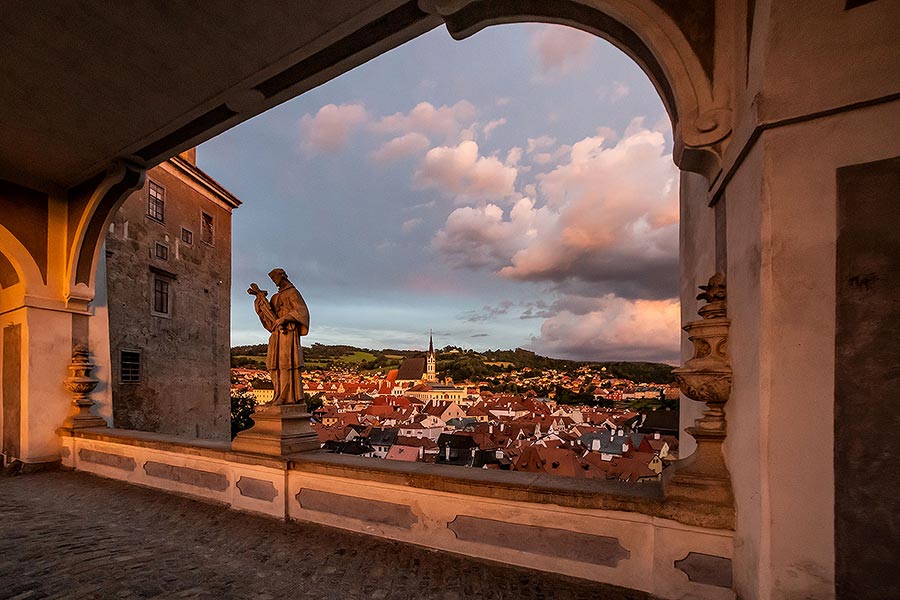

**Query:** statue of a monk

left=247, top=268, right=309, bottom=405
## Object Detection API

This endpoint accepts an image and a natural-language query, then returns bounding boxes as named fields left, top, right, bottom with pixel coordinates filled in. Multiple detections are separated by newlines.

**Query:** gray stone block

left=143, top=461, right=228, bottom=491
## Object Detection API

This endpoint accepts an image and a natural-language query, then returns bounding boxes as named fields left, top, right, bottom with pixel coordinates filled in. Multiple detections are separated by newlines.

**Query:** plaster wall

left=761, top=99, right=900, bottom=600
left=756, top=2, right=900, bottom=123
left=0, top=313, right=23, bottom=459
left=89, top=246, right=113, bottom=426
left=723, top=98, right=900, bottom=599
left=723, top=136, right=766, bottom=600
left=731, top=1, right=900, bottom=152
left=18, top=307, right=73, bottom=462
left=678, top=169, right=716, bottom=458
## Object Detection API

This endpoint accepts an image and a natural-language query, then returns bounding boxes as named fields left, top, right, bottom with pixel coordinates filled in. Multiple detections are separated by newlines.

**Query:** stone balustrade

left=59, top=427, right=734, bottom=600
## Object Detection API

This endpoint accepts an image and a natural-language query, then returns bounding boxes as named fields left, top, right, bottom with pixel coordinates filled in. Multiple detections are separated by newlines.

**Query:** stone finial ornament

left=666, top=274, right=734, bottom=518
left=697, top=272, right=726, bottom=306
left=675, top=274, right=732, bottom=406
left=62, top=345, right=107, bottom=429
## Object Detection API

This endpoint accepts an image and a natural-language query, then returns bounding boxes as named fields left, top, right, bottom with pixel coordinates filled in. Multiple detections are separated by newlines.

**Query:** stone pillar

left=231, top=404, right=319, bottom=456
left=0, top=305, right=80, bottom=463
left=0, top=162, right=143, bottom=464
left=666, top=274, right=734, bottom=520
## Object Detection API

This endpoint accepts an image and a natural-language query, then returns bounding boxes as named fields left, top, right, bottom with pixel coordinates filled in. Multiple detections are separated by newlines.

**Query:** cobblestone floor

left=0, top=470, right=652, bottom=600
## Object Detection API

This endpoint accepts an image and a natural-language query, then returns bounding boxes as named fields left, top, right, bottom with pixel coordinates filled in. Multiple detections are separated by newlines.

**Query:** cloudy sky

left=199, top=23, right=680, bottom=363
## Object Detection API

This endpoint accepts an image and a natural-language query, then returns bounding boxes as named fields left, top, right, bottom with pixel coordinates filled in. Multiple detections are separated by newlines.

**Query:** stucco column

left=1, top=305, right=76, bottom=463
left=0, top=163, right=143, bottom=465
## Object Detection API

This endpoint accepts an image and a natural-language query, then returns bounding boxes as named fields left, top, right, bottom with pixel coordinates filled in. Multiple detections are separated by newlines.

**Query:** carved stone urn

left=667, top=274, right=734, bottom=511
left=62, top=345, right=108, bottom=429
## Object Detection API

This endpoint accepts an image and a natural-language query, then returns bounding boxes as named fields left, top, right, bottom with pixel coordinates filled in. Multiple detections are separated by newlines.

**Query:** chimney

left=654, top=432, right=660, bottom=440
left=617, top=429, right=624, bottom=436
left=622, top=443, right=629, bottom=453
left=591, top=439, right=601, bottom=452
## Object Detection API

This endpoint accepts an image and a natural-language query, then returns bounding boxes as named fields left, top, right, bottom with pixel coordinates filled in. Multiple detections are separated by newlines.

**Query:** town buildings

left=233, top=358, right=677, bottom=482
left=105, top=149, right=240, bottom=440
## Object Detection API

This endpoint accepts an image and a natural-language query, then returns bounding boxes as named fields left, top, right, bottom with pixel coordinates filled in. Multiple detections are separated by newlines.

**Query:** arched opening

left=204, top=21, right=689, bottom=483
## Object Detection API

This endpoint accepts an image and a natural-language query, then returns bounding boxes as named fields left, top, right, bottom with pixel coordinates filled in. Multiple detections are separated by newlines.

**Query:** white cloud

left=432, top=198, right=546, bottom=269
left=432, top=122, right=679, bottom=300
left=458, top=126, right=477, bottom=142
left=534, top=294, right=680, bottom=363
left=525, top=136, right=570, bottom=166
left=299, top=103, right=367, bottom=154
left=530, top=25, right=595, bottom=79
left=372, top=100, right=477, bottom=144
left=370, top=132, right=430, bottom=164
left=495, top=97, right=512, bottom=106
left=415, top=140, right=518, bottom=201
left=505, top=147, right=523, bottom=167
left=482, top=118, right=507, bottom=138
left=526, top=135, right=556, bottom=154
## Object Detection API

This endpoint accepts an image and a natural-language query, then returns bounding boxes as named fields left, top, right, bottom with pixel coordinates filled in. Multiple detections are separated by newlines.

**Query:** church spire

left=426, top=330, right=437, bottom=382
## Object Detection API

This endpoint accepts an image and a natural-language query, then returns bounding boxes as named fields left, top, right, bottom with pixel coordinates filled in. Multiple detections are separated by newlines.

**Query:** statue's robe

left=256, top=283, right=309, bottom=404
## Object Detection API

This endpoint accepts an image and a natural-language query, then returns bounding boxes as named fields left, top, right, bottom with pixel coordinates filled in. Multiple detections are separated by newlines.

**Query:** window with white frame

left=148, top=181, right=165, bottom=222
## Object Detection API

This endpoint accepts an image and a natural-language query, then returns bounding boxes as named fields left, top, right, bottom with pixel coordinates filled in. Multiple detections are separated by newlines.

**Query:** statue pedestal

left=664, top=432, right=734, bottom=507
left=231, top=404, right=320, bottom=456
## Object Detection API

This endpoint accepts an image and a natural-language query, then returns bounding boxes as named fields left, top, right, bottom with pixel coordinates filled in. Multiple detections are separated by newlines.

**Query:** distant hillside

left=232, top=343, right=674, bottom=384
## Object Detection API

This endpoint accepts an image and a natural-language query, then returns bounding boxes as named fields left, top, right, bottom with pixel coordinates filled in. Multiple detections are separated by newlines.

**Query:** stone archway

left=64, top=161, right=145, bottom=311
left=0, top=225, right=44, bottom=297
left=423, top=0, right=732, bottom=178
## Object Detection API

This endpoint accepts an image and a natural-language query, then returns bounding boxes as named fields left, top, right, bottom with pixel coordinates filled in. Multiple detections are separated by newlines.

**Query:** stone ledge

left=59, top=428, right=734, bottom=529
left=288, top=452, right=734, bottom=529
left=60, top=427, right=289, bottom=470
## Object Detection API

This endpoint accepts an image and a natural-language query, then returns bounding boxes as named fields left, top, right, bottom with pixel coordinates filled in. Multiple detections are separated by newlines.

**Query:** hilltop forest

left=231, top=343, right=675, bottom=385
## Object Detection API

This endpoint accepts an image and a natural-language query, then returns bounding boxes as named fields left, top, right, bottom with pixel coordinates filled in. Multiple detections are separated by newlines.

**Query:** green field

left=339, top=351, right=377, bottom=363
left=234, top=351, right=380, bottom=370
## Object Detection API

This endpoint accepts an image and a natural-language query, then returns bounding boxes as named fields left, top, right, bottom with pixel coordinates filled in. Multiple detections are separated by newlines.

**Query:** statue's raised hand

left=247, top=282, right=268, bottom=297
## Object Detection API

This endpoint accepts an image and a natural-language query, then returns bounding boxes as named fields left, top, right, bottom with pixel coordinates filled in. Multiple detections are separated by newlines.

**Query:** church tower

left=426, top=331, right=437, bottom=382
